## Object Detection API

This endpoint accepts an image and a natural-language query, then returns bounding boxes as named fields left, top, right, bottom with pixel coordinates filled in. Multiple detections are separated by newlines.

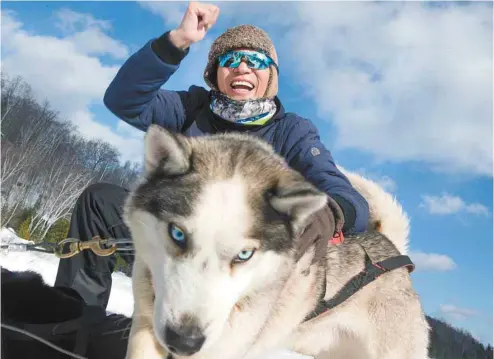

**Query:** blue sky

left=2, top=0, right=492, bottom=345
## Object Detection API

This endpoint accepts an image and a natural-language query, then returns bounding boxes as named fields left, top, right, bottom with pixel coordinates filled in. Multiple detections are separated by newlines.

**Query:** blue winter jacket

left=103, top=33, right=369, bottom=234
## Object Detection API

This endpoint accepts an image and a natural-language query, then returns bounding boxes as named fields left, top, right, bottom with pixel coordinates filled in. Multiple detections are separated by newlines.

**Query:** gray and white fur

left=123, top=124, right=430, bottom=359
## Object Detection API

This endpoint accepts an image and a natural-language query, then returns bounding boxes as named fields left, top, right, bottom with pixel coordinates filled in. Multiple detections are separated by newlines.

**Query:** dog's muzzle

left=164, top=322, right=206, bottom=356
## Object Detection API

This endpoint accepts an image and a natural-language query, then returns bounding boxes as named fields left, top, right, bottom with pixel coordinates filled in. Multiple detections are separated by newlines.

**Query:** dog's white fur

left=124, top=125, right=430, bottom=359
left=337, top=166, right=410, bottom=254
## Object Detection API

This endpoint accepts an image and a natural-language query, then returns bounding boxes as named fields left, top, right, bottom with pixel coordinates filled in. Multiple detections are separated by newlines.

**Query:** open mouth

left=230, top=80, right=255, bottom=93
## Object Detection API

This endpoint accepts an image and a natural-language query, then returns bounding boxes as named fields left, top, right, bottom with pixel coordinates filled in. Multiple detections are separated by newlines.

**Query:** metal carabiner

left=89, top=236, right=118, bottom=257
left=55, top=236, right=117, bottom=259
left=55, top=238, right=81, bottom=258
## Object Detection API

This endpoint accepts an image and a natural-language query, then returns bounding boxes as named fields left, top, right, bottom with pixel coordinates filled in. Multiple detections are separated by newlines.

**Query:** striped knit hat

left=203, top=24, right=279, bottom=99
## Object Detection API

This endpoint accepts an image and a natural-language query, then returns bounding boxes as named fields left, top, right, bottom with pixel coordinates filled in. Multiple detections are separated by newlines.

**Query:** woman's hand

left=169, top=1, right=220, bottom=50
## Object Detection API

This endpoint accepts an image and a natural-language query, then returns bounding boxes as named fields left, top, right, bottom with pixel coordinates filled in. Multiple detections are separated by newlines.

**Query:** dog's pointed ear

left=269, top=174, right=328, bottom=232
left=144, top=125, right=191, bottom=176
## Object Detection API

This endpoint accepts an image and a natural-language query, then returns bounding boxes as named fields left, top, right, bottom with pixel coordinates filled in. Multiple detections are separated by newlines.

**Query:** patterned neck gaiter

left=209, top=91, right=277, bottom=126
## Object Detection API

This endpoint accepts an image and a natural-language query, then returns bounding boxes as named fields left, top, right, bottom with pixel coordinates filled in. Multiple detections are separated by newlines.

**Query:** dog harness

left=303, top=231, right=415, bottom=322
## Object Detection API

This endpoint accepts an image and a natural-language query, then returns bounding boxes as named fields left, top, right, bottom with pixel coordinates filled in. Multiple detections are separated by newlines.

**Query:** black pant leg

left=54, top=182, right=133, bottom=310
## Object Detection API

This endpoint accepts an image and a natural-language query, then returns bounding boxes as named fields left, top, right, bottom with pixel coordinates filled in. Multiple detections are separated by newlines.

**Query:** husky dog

left=123, top=125, right=430, bottom=359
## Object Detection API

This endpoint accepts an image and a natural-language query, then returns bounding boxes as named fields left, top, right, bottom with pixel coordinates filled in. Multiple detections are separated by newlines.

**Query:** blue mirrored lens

left=218, top=51, right=275, bottom=71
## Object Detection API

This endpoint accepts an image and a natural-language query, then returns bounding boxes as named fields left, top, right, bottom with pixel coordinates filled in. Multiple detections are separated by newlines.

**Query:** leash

left=304, top=231, right=415, bottom=322
left=1, top=236, right=134, bottom=258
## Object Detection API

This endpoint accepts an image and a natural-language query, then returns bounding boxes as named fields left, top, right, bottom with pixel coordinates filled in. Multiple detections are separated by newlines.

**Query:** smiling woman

left=206, top=25, right=279, bottom=106
left=202, top=27, right=280, bottom=125
left=207, top=27, right=280, bottom=124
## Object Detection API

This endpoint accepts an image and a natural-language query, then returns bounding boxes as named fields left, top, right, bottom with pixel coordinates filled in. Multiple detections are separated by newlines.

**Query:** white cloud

left=1, top=10, right=141, bottom=164
left=281, top=2, right=492, bottom=177
left=71, top=111, right=144, bottom=164
left=66, top=27, right=129, bottom=60
left=420, top=193, right=490, bottom=216
left=464, top=203, right=491, bottom=216
left=54, top=8, right=112, bottom=33
left=138, top=1, right=189, bottom=27
left=440, top=304, right=479, bottom=321
left=409, top=250, right=457, bottom=271
left=139, top=2, right=493, bottom=177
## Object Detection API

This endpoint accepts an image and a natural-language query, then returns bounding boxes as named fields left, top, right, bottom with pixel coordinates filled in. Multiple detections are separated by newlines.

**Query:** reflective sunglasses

left=218, top=50, right=279, bottom=73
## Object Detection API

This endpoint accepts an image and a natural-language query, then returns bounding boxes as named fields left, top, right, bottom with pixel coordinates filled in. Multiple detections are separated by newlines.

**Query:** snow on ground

left=0, top=227, right=134, bottom=317
left=0, top=227, right=313, bottom=359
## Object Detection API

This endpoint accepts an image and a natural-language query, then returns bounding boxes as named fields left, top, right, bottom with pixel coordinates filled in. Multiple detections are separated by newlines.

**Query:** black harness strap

left=304, top=247, right=415, bottom=322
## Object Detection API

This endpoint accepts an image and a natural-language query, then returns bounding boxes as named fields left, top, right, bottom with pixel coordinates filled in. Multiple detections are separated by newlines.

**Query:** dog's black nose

left=164, top=323, right=206, bottom=356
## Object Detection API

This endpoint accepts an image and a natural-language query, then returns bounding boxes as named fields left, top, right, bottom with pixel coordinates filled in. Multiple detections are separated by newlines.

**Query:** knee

left=82, top=182, right=118, bottom=198
left=77, top=182, right=128, bottom=206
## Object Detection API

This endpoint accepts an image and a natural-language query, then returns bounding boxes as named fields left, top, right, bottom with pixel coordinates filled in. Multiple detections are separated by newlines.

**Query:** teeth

left=231, top=81, right=254, bottom=89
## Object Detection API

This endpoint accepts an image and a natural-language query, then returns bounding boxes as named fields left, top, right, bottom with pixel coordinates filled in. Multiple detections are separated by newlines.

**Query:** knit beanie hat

left=203, top=24, right=279, bottom=99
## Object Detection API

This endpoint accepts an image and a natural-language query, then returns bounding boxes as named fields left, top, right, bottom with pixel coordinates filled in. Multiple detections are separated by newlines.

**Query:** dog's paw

left=125, top=343, right=167, bottom=359
left=125, top=322, right=167, bottom=359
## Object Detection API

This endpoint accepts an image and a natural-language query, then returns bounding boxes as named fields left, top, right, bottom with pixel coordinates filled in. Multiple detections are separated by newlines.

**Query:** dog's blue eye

left=169, top=223, right=185, bottom=243
left=235, top=249, right=255, bottom=262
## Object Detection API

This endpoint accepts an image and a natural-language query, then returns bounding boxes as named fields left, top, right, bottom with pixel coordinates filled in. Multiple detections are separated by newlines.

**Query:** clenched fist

left=169, top=1, right=220, bottom=49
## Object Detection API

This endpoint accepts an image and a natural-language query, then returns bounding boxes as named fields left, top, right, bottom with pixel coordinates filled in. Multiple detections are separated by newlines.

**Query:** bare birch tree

left=1, top=72, right=141, bottom=237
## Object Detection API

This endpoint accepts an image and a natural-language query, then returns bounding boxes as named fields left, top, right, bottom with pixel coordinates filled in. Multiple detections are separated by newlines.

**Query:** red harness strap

left=329, top=230, right=344, bottom=245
